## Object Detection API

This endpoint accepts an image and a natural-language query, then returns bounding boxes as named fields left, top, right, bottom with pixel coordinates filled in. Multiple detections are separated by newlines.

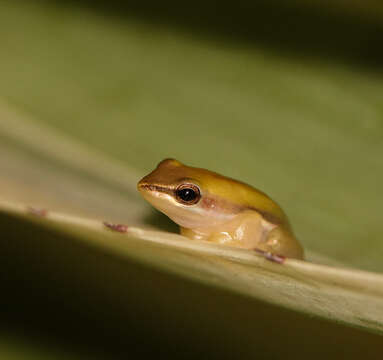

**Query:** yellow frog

left=138, top=159, right=303, bottom=259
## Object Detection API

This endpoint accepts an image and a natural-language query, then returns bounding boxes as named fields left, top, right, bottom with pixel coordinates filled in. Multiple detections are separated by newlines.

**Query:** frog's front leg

left=181, top=211, right=275, bottom=250
left=180, top=224, right=245, bottom=247
left=180, top=227, right=208, bottom=241
left=180, top=227, right=238, bottom=246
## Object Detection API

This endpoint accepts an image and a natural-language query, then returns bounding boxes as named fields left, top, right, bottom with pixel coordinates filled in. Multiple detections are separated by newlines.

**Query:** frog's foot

left=103, top=222, right=129, bottom=233
left=254, top=248, right=286, bottom=264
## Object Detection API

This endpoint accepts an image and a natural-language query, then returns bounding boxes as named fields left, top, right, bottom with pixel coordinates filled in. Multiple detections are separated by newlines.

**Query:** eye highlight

left=175, top=184, right=201, bottom=205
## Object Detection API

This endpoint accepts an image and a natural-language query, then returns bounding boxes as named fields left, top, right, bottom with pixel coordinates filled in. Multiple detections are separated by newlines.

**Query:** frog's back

left=194, top=167, right=291, bottom=227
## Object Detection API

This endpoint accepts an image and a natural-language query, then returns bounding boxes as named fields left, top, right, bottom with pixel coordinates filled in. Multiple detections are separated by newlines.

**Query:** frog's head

left=137, top=158, right=239, bottom=229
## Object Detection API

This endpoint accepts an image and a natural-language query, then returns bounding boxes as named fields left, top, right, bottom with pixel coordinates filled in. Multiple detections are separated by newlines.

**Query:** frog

left=137, top=159, right=303, bottom=260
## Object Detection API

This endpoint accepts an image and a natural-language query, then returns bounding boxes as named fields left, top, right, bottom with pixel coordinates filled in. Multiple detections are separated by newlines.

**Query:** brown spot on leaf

left=27, top=207, right=48, bottom=217
left=103, top=221, right=129, bottom=233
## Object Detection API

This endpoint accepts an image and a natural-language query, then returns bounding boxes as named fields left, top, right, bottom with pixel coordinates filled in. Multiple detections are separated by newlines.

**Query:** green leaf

left=1, top=103, right=383, bottom=358
left=1, top=0, right=383, bottom=358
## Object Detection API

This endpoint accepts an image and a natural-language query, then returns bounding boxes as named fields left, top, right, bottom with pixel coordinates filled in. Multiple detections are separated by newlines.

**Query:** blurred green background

left=1, top=0, right=383, bottom=358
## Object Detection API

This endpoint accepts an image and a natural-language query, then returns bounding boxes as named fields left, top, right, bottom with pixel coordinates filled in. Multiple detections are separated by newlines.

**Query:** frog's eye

left=175, top=184, right=201, bottom=205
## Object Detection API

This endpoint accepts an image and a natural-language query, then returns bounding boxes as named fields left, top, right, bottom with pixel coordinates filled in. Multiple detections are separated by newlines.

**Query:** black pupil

left=177, top=188, right=197, bottom=202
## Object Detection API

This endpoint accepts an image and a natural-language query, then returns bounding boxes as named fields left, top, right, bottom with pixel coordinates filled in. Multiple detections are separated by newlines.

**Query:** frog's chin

left=139, top=190, right=229, bottom=229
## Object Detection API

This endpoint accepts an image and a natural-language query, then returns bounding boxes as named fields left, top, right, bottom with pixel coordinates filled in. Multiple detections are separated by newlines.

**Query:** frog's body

left=138, top=159, right=303, bottom=259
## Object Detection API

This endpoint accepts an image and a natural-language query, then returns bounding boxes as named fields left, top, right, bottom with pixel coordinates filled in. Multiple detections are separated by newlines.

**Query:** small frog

left=138, top=159, right=303, bottom=259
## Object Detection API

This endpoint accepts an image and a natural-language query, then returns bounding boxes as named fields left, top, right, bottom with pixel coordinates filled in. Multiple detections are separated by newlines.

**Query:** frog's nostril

left=137, top=182, right=150, bottom=190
